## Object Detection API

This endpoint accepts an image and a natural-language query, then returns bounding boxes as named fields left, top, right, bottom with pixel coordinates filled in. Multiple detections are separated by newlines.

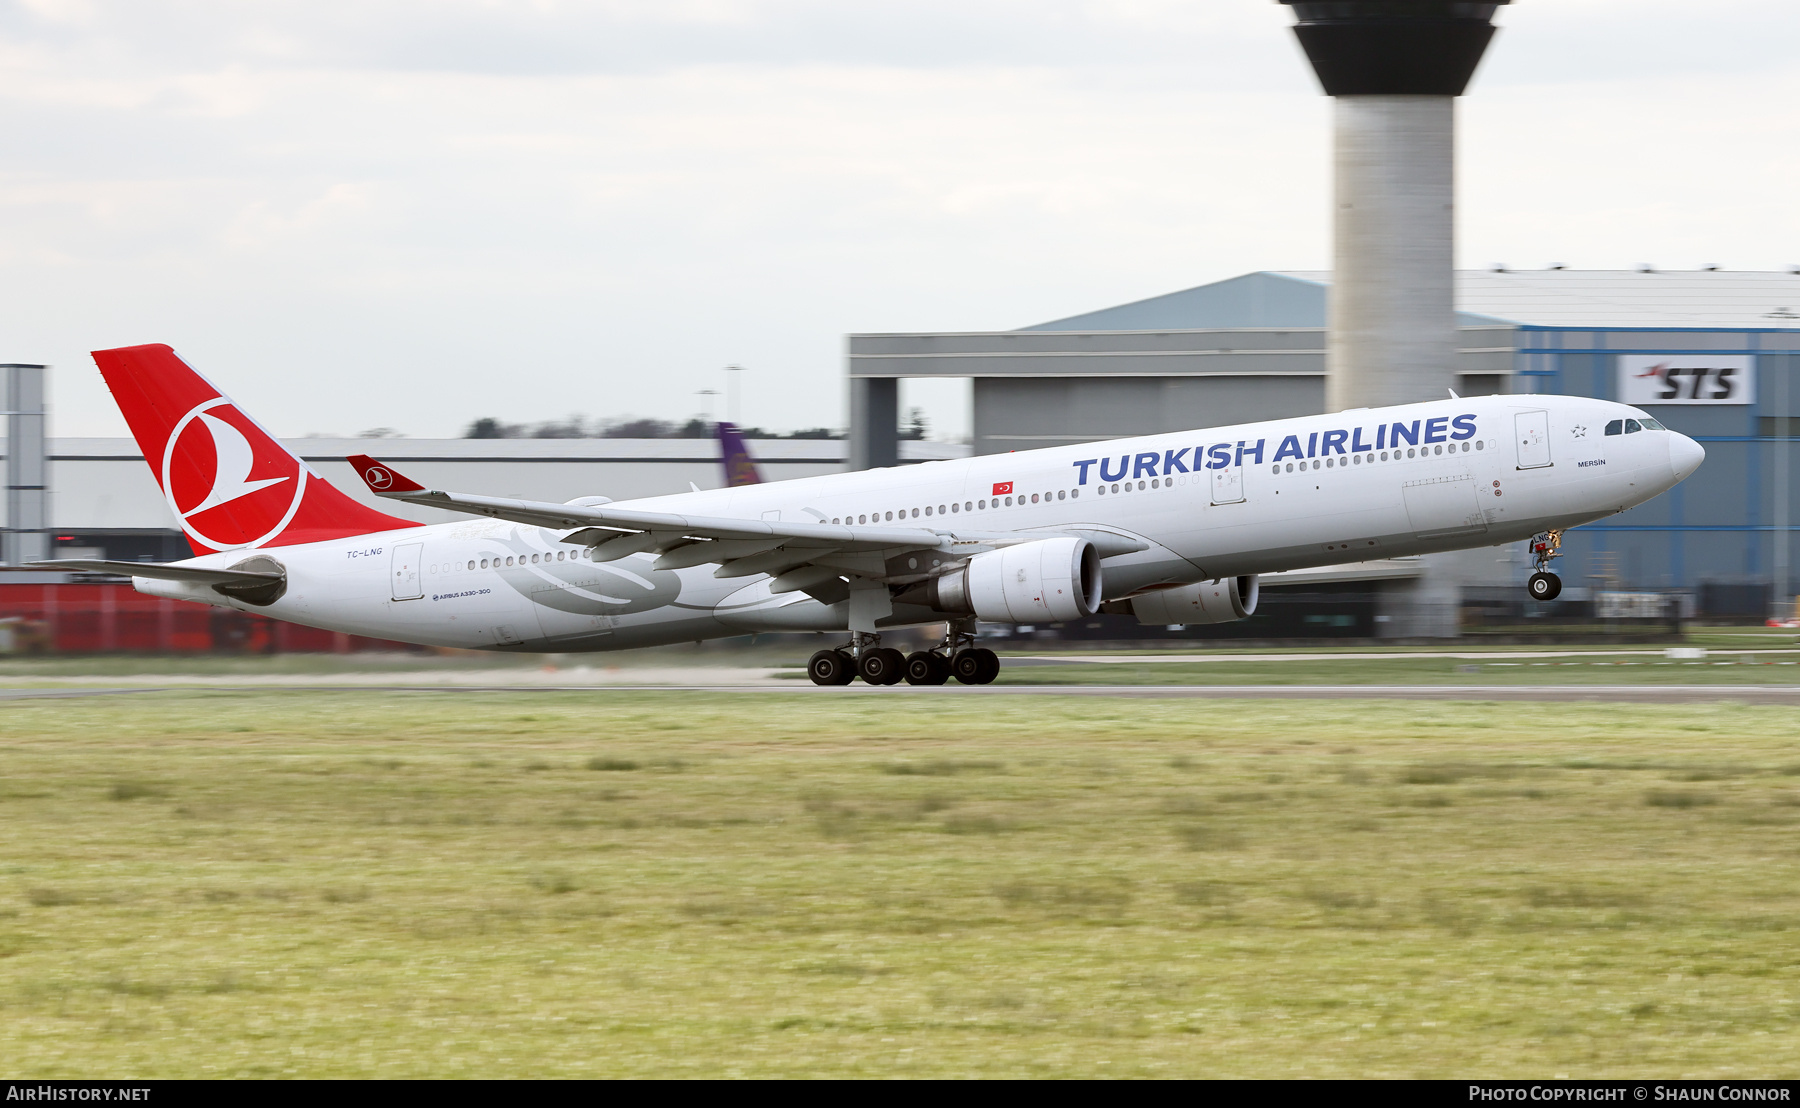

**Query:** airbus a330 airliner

left=41, top=344, right=1704, bottom=685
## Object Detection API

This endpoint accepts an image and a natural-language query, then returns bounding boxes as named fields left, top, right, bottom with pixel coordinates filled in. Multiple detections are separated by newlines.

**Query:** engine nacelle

left=1113, top=575, right=1259, bottom=626
left=912, top=537, right=1102, bottom=623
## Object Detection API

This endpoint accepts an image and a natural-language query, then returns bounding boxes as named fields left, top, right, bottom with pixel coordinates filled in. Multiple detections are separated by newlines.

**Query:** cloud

left=0, top=1, right=1293, bottom=80
left=0, top=1, right=1794, bottom=441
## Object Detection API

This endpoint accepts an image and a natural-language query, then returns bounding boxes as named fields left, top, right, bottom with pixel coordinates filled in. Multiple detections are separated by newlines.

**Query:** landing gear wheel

left=1528, top=571, right=1562, bottom=602
left=858, top=646, right=907, bottom=686
left=974, top=648, right=1000, bottom=684
left=951, top=648, right=1000, bottom=685
left=807, top=648, right=856, bottom=686
left=904, top=651, right=951, bottom=686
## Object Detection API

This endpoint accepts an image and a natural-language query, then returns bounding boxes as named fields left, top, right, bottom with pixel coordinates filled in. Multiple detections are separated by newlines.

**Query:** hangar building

left=849, top=269, right=1800, bottom=606
left=0, top=426, right=960, bottom=565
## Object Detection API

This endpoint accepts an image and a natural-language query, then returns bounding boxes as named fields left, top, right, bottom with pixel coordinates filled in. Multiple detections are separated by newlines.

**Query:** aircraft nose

left=1668, top=432, right=1705, bottom=482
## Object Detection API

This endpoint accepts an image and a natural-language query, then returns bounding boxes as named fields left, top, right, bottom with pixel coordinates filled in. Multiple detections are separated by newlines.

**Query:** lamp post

left=723, top=364, right=747, bottom=427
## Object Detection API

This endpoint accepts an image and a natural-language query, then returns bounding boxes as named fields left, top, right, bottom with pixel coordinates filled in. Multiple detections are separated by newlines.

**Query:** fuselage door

left=1515, top=411, right=1553, bottom=470
left=391, top=542, right=424, bottom=601
left=1210, top=459, right=1245, bottom=505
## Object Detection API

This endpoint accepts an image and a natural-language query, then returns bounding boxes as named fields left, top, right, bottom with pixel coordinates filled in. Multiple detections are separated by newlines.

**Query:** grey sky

left=4, top=0, right=1796, bottom=439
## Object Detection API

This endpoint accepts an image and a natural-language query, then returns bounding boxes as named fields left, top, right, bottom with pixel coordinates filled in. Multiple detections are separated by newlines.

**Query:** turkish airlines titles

left=1069, top=413, right=1481, bottom=483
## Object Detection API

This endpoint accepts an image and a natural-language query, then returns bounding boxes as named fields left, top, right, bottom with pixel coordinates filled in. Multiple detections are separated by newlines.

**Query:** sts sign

left=1617, top=355, right=1754, bottom=405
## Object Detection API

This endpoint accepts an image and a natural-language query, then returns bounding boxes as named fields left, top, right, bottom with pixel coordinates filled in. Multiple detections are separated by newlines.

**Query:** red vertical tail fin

left=91, top=343, right=420, bottom=554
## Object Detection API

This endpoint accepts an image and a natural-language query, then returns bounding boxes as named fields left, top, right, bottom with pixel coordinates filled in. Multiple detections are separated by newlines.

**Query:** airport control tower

left=1278, top=0, right=1508, bottom=413
left=1278, top=1, right=1511, bottom=638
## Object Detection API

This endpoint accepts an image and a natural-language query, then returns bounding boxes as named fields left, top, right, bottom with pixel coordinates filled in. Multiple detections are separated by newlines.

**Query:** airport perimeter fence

left=0, top=581, right=405, bottom=655
left=0, top=578, right=1776, bottom=656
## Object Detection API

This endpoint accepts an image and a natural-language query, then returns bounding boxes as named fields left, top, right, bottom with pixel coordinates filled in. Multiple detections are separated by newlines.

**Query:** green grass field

left=5, top=690, right=1800, bottom=1077
left=993, top=655, right=1800, bottom=685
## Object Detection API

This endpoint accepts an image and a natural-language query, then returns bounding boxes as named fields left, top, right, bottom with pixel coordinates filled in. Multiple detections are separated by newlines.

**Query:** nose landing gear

left=1527, top=530, right=1564, bottom=602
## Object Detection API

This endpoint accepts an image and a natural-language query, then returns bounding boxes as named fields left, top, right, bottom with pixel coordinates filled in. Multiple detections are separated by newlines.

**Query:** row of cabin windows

left=1272, top=439, right=1480, bottom=475
left=828, top=489, right=1081, bottom=526
left=441, top=549, right=594, bottom=572
left=441, top=479, right=1196, bottom=567
left=447, top=473, right=1203, bottom=569
left=822, top=475, right=1199, bottom=526
left=1605, top=417, right=1665, bottom=435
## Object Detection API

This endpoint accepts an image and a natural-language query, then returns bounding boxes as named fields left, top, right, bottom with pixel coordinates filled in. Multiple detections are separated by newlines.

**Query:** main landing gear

left=805, top=623, right=1000, bottom=687
left=1527, top=529, right=1564, bottom=602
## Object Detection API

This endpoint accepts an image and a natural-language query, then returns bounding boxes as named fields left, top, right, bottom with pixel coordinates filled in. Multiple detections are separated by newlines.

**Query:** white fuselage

left=133, top=395, right=1701, bottom=651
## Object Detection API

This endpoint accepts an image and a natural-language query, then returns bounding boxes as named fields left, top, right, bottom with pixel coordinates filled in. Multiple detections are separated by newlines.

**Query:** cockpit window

left=1624, top=419, right=1642, bottom=434
left=1638, top=417, right=1665, bottom=430
left=1604, top=420, right=1623, bottom=436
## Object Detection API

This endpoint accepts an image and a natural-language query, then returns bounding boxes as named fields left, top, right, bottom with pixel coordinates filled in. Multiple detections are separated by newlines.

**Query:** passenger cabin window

left=1605, top=420, right=1623, bottom=436
left=1625, top=419, right=1642, bottom=434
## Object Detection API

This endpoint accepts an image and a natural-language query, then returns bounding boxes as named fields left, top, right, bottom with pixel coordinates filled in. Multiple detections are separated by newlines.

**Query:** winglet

left=347, top=454, right=428, bottom=496
left=1448, top=387, right=1461, bottom=400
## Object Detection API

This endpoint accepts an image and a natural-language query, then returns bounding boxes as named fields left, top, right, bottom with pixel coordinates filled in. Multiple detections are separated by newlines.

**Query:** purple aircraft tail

left=717, top=421, right=763, bottom=487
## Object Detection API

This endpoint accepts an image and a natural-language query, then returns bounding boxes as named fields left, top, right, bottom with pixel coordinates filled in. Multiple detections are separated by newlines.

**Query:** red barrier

left=0, top=583, right=407, bottom=654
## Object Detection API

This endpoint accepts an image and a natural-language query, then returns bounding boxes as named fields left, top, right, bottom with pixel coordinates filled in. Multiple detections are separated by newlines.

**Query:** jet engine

left=1107, top=575, right=1259, bottom=626
left=906, top=537, right=1102, bottom=623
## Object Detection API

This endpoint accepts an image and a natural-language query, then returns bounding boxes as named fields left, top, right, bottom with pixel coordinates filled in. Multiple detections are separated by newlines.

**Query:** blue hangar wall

left=1518, top=327, right=1800, bottom=593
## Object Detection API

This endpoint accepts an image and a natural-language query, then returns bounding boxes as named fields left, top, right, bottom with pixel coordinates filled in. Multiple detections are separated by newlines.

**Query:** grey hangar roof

left=845, top=271, right=1800, bottom=434
left=1024, top=269, right=1800, bottom=332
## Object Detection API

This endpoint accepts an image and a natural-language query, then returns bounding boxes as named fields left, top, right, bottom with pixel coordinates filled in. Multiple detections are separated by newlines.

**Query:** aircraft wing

left=344, top=456, right=1147, bottom=614
left=345, top=454, right=1003, bottom=582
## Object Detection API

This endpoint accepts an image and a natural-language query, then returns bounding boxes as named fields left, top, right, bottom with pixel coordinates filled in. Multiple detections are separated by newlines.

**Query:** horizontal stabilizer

left=29, top=559, right=283, bottom=586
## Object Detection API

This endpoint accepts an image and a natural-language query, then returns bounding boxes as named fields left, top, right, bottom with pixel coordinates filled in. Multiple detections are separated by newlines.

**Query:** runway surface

left=6, top=683, right=1800, bottom=703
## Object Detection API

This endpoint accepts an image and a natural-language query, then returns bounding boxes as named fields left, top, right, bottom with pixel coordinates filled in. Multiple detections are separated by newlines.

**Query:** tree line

left=463, top=416, right=843, bottom=440
left=462, top=408, right=930, bottom=440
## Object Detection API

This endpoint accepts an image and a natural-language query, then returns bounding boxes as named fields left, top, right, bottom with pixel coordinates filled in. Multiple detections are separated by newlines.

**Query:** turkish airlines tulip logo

left=363, top=466, right=394, bottom=491
left=161, top=398, right=308, bottom=551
